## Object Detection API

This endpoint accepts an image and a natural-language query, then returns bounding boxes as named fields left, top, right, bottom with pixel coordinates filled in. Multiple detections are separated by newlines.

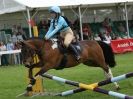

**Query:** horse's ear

left=17, top=41, right=25, bottom=46
left=17, top=40, right=37, bottom=50
left=17, top=41, right=26, bottom=48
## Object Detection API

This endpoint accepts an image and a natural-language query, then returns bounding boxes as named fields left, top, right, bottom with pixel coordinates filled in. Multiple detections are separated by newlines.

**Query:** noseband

left=22, top=47, right=39, bottom=68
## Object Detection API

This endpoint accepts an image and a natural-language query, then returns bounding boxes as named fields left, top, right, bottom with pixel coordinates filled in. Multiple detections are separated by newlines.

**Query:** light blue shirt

left=6, top=43, right=14, bottom=51
left=45, top=16, right=68, bottom=39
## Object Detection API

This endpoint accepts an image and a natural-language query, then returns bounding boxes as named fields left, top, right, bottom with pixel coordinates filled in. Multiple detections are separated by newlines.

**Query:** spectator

left=12, top=25, right=18, bottom=43
left=12, top=34, right=17, bottom=43
left=117, top=23, right=127, bottom=39
left=111, top=33, right=118, bottom=40
left=16, top=32, right=23, bottom=41
left=98, top=33, right=106, bottom=41
left=0, top=42, right=8, bottom=66
left=129, top=22, right=133, bottom=38
left=104, top=33, right=112, bottom=44
left=6, top=40, right=14, bottom=64
left=82, top=23, right=92, bottom=40
left=6, top=40, right=14, bottom=51
left=102, top=17, right=112, bottom=35
left=14, top=42, right=21, bottom=65
left=39, top=25, right=47, bottom=39
left=38, top=20, right=48, bottom=39
left=17, top=25, right=27, bottom=40
left=94, top=34, right=101, bottom=41
left=99, top=27, right=106, bottom=34
left=12, top=25, right=18, bottom=35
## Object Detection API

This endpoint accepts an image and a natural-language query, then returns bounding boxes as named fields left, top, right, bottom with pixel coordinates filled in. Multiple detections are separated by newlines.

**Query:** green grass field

left=0, top=52, right=133, bottom=99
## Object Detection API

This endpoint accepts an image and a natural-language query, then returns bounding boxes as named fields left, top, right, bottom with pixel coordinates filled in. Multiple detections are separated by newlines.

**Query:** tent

left=0, top=0, right=25, bottom=15
left=1, top=0, right=133, bottom=39
left=1, top=0, right=132, bottom=14
left=14, top=0, right=132, bottom=8
left=14, top=0, right=133, bottom=39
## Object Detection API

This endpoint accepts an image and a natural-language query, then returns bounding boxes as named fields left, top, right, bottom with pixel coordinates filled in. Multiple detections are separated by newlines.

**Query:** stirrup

left=69, top=44, right=80, bottom=60
left=75, top=55, right=80, bottom=60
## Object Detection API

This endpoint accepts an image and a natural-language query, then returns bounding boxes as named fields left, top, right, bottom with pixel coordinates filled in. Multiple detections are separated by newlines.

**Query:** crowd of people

left=0, top=16, right=133, bottom=65
left=11, top=25, right=27, bottom=42
left=0, top=25, right=26, bottom=66
left=37, top=17, right=133, bottom=43
left=0, top=40, right=21, bottom=66
left=81, top=17, right=133, bottom=42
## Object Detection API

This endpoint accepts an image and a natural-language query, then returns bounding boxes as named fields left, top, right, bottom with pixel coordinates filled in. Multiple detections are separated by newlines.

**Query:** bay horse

left=19, top=38, right=120, bottom=94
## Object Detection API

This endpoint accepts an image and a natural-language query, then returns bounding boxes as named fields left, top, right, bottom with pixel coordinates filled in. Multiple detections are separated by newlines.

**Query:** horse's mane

left=25, top=37, right=52, bottom=47
left=26, top=37, right=49, bottom=42
left=26, top=37, right=44, bottom=41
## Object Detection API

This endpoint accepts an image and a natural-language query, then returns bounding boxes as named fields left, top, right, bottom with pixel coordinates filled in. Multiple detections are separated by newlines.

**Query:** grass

left=0, top=52, right=133, bottom=99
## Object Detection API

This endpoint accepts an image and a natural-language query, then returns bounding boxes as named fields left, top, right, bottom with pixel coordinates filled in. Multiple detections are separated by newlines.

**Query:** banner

left=129, top=38, right=133, bottom=50
left=111, top=38, right=133, bottom=53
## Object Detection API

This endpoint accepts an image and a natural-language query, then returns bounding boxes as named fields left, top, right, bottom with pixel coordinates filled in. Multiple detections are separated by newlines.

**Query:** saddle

left=51, top=38, right=82, bottom=54
left=50, top=38, right=82, bottom=70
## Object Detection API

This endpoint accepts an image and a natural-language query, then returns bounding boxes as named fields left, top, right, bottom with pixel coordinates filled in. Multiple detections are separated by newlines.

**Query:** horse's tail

left=97, top=41, right=116, bottom=67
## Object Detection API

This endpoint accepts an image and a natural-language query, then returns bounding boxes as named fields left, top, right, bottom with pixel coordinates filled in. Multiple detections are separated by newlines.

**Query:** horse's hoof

left=26, top=86, right=33, bottom=91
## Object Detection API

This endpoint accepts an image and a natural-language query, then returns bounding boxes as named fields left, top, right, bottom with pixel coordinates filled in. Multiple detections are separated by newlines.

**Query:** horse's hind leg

left=94, top=46, right=120, bottom=90
left=103, top=66, right=120, bottom=90
left=97, top=62, right=120, bottom=90
left=84, top=61, right=120, bottom=90
left=84, top=52, right=120, bottom=90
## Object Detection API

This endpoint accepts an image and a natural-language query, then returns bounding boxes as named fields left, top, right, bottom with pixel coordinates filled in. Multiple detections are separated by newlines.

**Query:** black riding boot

left=69, top=44, right=80, bottom=60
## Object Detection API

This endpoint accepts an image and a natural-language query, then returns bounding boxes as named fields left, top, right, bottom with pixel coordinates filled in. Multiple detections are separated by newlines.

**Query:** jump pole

left=27, top=26, right=44, bottom=96
left=56, top=72, right=133, bottom=96
left=41, top=73, right=133, bottom=99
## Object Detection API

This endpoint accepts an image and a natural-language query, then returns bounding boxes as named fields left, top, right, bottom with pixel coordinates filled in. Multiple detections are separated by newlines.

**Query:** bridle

left=21, top=44, right=37, bottom=64
left=21, top=40, right=45, bottom=66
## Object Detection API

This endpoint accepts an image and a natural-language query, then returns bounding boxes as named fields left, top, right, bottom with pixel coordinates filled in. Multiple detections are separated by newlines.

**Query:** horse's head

left=18, top=38, right=53, bottom=68
left=19, top=40, right=38, bottom=68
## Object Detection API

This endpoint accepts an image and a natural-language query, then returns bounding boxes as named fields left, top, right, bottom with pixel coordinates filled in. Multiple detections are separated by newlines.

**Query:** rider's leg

left=60, top=27, right=80, bottom=60
left=68, top=43, right=80, bottom=60
left=64, top=33, right=80, bottom=60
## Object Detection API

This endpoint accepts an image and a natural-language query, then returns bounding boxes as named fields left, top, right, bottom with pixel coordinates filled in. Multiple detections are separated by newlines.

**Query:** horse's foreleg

left=28, top=68, right=33, bottom=79
left=25, top=62, right=44, bottom=92
left=26, top=63, right=51, bottom=92
left=26, top=68, right=36, bottom=92
left=104, top=66, right=120, bottom=90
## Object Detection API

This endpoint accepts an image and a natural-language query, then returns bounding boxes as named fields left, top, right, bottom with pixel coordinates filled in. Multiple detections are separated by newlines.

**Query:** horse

left=19, top=37, right=120, bottom=94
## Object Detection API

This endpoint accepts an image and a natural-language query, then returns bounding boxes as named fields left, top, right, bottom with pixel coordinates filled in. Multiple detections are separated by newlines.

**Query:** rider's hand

left=44, top=37, right=48, bottom=40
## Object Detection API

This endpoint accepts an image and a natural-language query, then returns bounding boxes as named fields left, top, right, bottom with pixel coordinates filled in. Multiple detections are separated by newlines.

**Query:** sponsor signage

left=111, top=38, right=133, bottom=53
